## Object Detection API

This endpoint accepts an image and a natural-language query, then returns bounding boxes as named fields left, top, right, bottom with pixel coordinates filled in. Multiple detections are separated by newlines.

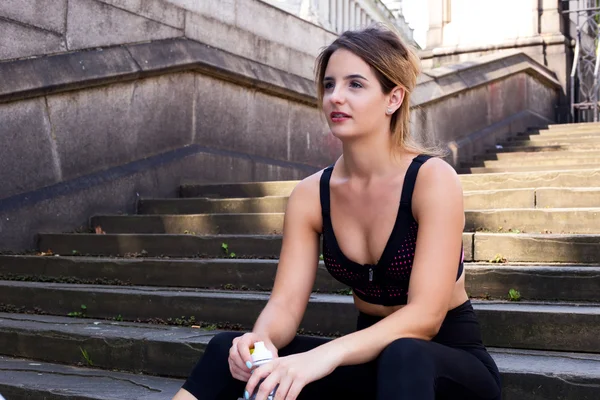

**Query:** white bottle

left=248, top=341, right=278, bottom=400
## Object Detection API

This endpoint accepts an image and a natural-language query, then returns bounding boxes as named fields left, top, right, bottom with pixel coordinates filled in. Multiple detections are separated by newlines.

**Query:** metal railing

left=563, top=0, right=600, bottom=121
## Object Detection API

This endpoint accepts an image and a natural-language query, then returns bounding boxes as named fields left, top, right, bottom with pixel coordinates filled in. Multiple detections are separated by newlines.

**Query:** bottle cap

left=251, top=341, right=273, bottom=363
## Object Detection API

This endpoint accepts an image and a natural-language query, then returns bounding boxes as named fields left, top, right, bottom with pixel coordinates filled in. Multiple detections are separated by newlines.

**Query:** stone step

left=465, top=265, right=600, bottom=302
left=139, top=187, right=600, bottom=213
left=90, top=213, right=287, bottom=235
left=465, top=208, right=600, bottom=234
left=91, top=208, right=600, bottom=235
left=459, top=169, right=600, bottom=191
left=489, top=144, right=600, bottom=153
left=465, top=164, right=600, bottom=174
left=0, top=313, right=211, bottom=379
left=138, top=196, right=290, bottom=214
left=471, top=233, right=600, bottom=263
left=505, top=136, right=600, bottom=145
left=38, top=233, right=284, bottom=258
left=464, top=187, right=600, bottom=209
left=474, top=149, right=600, bottom=162
left=0, top=338, right=599, bottom=400
left=547, top=122, right=600, bottom=130
left=535, top=187, right=600, bottom=208
left=1, top=256, right=599, bottom=302
left=181, top=169, right=600, bottom=197
left=515, top=131, right=600, bottom=140
left=0, top=282, right=599, bottom=353
left=180, top=181, right=298, bottom=199
left=478, top=155, right=600, bottom=168
left=37, top=232, right=600, bottom=263
left=494, top=348, right=600, bottom=400
left=0, top=355, right=181, bottom=399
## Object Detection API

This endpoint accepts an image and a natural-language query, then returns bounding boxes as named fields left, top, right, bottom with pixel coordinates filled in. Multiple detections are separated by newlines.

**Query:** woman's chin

left=330, top=129, right=362, bottom=141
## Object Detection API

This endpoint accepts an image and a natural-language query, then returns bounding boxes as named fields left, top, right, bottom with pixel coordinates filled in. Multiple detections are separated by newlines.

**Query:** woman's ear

left=388, top=87, right=405, bottom=113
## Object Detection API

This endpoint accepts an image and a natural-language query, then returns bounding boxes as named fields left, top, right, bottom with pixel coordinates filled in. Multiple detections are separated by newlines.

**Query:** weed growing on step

left=183, top=230, right=196, bottom=235
left=336, top=288, right=353, bottom=295
left=221, top=242, right=237, bottom=258
left=79, top=347, right=93, bottom=366
left=113, top=314, right=123, bottom=322
left=167, top=315, right=197, bottom=326
left=508, top=289, right=521, bottom=301
left=489, top=254, right=507, bottom=263
left=67, top=304, right=87, bottom=318
left=319, top=254, right=324, bottom=261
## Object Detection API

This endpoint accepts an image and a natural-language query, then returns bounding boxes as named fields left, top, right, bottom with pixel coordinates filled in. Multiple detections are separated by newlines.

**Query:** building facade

left=261, top=0, right=416, bottom=46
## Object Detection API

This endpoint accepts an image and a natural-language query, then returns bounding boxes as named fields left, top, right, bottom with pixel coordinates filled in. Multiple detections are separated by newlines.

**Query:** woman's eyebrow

left=323, top=74, right=368, bottom=81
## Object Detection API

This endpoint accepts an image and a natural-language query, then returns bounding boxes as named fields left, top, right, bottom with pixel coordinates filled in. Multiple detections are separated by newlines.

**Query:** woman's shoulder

left=290, top=166, right=328, bottom=198
left=285, top=167, right=331, bottom=232
left=412, top=156, right=464, bottom=215
left=418, top=156, right=460, bottom=184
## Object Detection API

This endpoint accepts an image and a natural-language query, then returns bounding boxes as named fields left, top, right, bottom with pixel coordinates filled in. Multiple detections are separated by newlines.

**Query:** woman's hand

left=229, top=333, right=279, bottom=382
left=244, top=347, right=340, bottom=400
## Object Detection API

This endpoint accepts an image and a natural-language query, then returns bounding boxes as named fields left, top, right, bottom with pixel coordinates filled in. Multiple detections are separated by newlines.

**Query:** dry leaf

left=95, top=226, right=106, bottom=234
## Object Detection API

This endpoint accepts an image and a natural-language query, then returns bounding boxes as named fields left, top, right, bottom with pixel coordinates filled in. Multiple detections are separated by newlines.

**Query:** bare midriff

left=354, top=273, right=469, bottom=318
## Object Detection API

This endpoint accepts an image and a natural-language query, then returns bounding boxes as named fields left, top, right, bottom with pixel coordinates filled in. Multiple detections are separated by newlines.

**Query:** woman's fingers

left=284, top=380, right=304, bottom=400
left=245, top=362, right=274, bottom=398
left=229, top=358, right=251, bottom=381
left=230, top=336, right=253, bottom=371
left=237, top=335, right=256, bottom=369
left=273, top=374, right=293, bottom=400
left=253, top=370, right=281, bottom=400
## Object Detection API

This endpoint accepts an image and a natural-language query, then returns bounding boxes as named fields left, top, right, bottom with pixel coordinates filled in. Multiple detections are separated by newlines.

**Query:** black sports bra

left=320, top=154, right=464, bottom=306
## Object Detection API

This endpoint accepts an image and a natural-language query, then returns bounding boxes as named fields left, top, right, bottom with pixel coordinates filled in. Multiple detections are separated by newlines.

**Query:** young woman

left=173, top=25, right=502, bottom=400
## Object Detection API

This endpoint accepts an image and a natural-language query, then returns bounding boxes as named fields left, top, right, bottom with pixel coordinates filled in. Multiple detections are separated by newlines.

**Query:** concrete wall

left=0, top=0, right=336, bottom=80
left=0, top=0, right=560, bottom=250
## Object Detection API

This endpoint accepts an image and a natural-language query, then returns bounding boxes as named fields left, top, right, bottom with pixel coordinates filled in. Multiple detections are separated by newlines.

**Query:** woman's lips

left=330, top=111, right=351, bottom=123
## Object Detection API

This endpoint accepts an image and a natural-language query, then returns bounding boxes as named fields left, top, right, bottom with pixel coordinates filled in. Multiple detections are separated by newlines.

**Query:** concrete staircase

left=1, top=123, right=600, bottom=399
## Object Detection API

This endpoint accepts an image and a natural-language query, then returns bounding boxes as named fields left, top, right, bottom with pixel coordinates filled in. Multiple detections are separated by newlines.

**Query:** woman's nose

left=328, top=87, right=345, bottom=104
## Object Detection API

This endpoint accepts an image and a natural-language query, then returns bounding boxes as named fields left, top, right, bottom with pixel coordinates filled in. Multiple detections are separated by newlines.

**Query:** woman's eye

left=350, top=81, right=363, bottom=88
left=324, top=82, right=334, bottom=90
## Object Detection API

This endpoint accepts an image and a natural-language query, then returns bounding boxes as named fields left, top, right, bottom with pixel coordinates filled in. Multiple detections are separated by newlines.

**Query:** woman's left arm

left=322, top=158, right=466, bottom=366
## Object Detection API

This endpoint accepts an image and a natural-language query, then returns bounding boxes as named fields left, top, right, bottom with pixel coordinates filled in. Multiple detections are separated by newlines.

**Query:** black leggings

left=182, top=300, right=502, bottom=399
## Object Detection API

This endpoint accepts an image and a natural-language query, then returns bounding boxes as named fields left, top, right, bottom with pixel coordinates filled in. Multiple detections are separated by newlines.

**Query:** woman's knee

left=379, top=338, right=432, bottom=369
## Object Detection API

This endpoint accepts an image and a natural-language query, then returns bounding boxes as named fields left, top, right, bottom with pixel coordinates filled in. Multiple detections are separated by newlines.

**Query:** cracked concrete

left=0, top=355, right=183, bottom=399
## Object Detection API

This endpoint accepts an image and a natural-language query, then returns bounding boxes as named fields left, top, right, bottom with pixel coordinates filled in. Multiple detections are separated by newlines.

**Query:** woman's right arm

left=252, top=175, right=322, bottom=348
left=229, top=174, right=322, bottom=380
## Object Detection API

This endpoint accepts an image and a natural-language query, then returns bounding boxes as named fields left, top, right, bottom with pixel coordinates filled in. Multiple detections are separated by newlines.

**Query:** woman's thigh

left=378, top=338, right=501, bottom=400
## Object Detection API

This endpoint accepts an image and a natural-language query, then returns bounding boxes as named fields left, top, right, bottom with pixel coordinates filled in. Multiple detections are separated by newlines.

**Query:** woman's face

left=322, top=49, right=390, bottom=141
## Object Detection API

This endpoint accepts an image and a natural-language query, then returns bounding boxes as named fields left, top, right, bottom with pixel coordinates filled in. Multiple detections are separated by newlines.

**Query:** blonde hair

left=315, top=24, right=444, bottom=157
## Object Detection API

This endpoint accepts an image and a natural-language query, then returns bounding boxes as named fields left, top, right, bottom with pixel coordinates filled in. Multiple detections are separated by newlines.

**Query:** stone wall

left=413, top=52, right=560, bottom=165
left=0, top=0, right=336, bottom=80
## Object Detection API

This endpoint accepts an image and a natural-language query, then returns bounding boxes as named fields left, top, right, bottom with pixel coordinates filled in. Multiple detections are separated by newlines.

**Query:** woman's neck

left=339, top=134, right=406, bottom=182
